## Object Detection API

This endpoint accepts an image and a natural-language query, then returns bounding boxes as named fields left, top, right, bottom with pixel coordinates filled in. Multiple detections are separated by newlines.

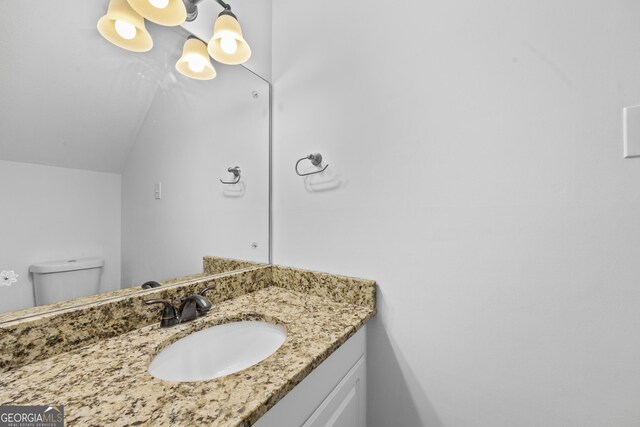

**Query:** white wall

left=0, top=160, right=121, bottom=313
left=272, top=1, right=640, bottom=426
left=0, top=0, right=160, bottom=174
left=121, top=65, right=270, bottom=287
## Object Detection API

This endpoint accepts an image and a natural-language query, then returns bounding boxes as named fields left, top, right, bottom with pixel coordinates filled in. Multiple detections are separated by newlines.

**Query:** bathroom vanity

left=254, top=325, right=366, bottom=427
left=0, top=265, right=375, bottom=426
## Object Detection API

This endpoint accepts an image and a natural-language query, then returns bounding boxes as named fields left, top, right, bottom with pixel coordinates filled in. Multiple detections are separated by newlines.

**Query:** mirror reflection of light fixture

left=126, top=0, right=187, bottom=26
left=97, top=0, right=153, bottom=52
left=207, top=9, right=251, bottom=65
left=176, top=37, right=217, bottom=80
left=97, top=0, right=253, bottom=80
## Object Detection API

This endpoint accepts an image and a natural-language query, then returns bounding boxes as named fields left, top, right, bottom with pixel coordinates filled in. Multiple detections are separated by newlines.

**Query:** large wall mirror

left=0, top=0, right=270, bottom=318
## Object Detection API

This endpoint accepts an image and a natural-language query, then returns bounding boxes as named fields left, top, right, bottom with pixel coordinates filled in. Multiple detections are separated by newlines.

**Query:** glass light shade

left=97, top=0, right=153, bottom=52
left=207, top=14, right=251, bottom=65
left=126, top=0, right=186, bottom=26
left=148, top=0, right=169, bottom=8
left=115, top=20, right=137, bottom=39
left=176, top=38, right=216, bottom=80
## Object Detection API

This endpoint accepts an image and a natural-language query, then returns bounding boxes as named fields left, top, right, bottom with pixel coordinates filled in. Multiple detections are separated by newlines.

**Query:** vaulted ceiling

left=0, top=0, right=270, bottom=174
left=0, top=1, right=174, bottom=172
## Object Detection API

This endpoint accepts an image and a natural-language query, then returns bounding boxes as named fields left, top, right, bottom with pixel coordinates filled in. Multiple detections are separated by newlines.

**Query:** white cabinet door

left=303, top=356, right=366, bottom=427
left=253, top=327, right=366, bottom=427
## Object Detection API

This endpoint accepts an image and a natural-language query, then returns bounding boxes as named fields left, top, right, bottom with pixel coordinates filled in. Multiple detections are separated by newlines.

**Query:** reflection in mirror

left=0, top=0, right=270, bottom=318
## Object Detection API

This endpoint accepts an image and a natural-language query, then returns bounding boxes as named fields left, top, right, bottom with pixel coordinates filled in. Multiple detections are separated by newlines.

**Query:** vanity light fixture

left=97, top=0, right=153, bottom=52
left=207, top=8, right=251, bottom=65
left=97, top=0, right=252, bottom=79
left=126, top=0, right=187, bottom=26
left=176, top=36, right=217, bottom=80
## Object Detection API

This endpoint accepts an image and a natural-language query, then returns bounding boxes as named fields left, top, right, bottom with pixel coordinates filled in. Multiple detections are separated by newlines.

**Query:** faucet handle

left=178, top=294, right=212, bottom=322
left=191, top=294, right=212, bottom=315
left=143, top=299, right=180, bottom=328
left=199, top=284, right=215, bottom=296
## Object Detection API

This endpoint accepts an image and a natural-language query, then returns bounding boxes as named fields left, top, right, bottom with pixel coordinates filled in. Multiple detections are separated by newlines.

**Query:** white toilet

left=29, top=258, right=104, bottom=305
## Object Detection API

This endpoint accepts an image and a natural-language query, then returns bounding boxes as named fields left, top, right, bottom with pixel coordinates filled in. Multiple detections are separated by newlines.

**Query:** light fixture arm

left=214, top=0, right=231, bottom=11
left=184, top=0, right=202, bottom=21
left=184, top=0, right=233, bottom=22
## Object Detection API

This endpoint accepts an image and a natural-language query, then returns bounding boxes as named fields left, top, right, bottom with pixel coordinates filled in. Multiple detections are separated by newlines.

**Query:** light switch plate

left=623, top=105, right=640, bottom=158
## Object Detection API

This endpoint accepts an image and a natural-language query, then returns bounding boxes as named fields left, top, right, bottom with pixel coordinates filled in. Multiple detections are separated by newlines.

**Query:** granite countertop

left=0, top=286, right=375, bottom=426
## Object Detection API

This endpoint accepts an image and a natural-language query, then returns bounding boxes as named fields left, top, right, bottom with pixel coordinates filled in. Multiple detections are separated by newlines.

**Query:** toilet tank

left=29, top=258, right=104, bottom=306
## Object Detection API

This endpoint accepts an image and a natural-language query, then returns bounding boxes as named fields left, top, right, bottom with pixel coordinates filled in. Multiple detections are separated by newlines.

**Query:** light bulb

left=114, top=20, right=137, bottom=40
left=148, top=0, right=169, bottom=8
left=188, top=55, right=207, bottom=73
left=220, top=36, right=238, bottom=54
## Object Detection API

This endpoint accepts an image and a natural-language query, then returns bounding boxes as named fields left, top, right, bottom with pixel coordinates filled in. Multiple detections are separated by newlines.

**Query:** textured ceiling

left=0, top=0, right=207, bottom=173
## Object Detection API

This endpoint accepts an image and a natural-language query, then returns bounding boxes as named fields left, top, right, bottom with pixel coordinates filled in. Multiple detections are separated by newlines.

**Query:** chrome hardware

left=184, top=0, right=231, bottom=22
left=220, top=166, right=241, bottom=184
left=295, top=153, right=329, bottom=176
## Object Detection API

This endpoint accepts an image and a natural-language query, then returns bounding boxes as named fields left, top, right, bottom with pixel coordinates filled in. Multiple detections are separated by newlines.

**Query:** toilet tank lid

left=29, top=258, right=104, bottom=274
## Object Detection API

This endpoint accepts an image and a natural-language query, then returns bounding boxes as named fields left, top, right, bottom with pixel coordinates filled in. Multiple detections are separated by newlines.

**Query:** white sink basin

left=148, top=321, right=286, bottom=382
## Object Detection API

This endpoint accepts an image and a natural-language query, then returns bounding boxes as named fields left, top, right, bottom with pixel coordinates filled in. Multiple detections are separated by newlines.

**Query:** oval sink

left=148, top=321, right=286, bottom=382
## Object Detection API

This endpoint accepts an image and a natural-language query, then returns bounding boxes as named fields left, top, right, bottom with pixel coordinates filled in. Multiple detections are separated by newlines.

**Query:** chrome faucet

left=143, top=293, right=212, bottom=327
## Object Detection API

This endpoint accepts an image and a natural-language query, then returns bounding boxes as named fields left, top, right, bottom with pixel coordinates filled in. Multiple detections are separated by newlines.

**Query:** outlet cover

left=623, top=105, right=640, bottom=158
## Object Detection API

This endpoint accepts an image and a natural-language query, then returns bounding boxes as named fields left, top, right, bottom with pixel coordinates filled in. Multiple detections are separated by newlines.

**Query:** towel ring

left=295, top=153, right=329, bottom=176
left=220, top=166, right=241, bottom=184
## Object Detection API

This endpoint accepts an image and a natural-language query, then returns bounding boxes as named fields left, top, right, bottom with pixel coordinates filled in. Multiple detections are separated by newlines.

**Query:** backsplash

left=272, top=266, right=376, bottom=310
left=203, top=256, right=265, bottom=275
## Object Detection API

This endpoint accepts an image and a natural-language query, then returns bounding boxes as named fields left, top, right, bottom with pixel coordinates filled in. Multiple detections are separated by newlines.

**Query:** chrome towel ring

left=295, top=153, right=329, bottom=176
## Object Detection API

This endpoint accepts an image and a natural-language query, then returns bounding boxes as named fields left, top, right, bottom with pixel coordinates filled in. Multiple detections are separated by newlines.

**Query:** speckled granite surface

left=272, top=265, right=376, bottom=310
left=204, top=256, right=265, bottom=275
left=0, top=267, right=271, bottom=373
left=0, top=286, right=375, bottom=426
left=0, top=286, right=141, bottom=325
